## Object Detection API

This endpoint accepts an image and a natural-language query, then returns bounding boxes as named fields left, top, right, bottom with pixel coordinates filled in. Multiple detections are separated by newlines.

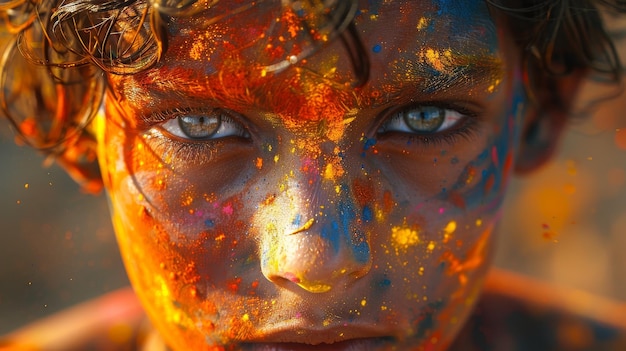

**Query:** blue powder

left=362, top=205, right=373, bottom=222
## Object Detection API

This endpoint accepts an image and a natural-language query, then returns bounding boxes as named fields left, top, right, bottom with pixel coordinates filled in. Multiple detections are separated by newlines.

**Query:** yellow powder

left=391, top=226, right=420, bottom=252
left=444, top=221, right=457, bottom=234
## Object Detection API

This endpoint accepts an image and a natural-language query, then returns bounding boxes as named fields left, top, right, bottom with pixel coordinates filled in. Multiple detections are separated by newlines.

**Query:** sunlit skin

left=96, top=1, right=527, bottom=350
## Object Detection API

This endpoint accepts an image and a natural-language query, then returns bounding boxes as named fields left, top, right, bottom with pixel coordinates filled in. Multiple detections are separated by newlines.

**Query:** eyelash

left=144, top=129, right=224, bottom=164
left=402, top=120, right=478, bottom=146
left=140, top=107, right=203, bottom=126
left=140, top=108, right=250, bottom=164
left=376, top=102, right=480, bottom=147
left=140, top=102, right=480, bottom=163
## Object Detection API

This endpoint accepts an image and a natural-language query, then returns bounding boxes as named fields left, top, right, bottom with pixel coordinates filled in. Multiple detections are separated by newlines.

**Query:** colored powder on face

left=352, top=178, right=375, bottom=206
left=362, top=137, right=377, bottom=151
left=188, top=30, right=221, bottom=63
left=270, top=72, right=355, bottom=143
left=464, top=167, right=480, bottom=187
left=372, top=44, right=382, bottom=53
left=444, top=221, right=457, bottom=234
left=377, top=277, right=392, bottom=288
left=292, top=213, right=302, bottom=227
left=483, top=174, right=495, bottom=194
left=294, top=279, right=332, bottom=293
left=491, top=146, right=499, bottom=168
left=427, top=241, right=436, bottom=251
left=441, top=228, right=491, bottom=285
left=290, top=218, right=315, bottom=235
left=391, top=226, right=420, bottom=252
left=324, top=159, right=345, bottom=180
left=362, top=206, right=373, bottom=222
left=154, top=274, right=194, bottom=329
left=382, top=191, right=394, bottom=212
left=416, top=17, right=430, bottom=30
left=181, top=194, right=194, bottom=207
left=422, top=48, right=453, bottom=72
left=487, top=79, right=501, bottom=93
left=222, top=203, right=234, bottom=215
left=227, top=277, right=242, bottom=293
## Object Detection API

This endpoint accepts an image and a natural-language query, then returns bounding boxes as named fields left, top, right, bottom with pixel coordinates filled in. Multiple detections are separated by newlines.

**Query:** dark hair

left=1, top=0, right=625, bottom=156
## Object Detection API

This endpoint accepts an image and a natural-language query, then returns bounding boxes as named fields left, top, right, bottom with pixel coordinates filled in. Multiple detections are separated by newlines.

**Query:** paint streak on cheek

left=447, top=82, right=526, bottom=213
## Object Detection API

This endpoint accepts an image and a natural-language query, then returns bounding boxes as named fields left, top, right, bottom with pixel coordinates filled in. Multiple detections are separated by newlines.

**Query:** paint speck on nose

left=283, top=272, right=300, bottom=283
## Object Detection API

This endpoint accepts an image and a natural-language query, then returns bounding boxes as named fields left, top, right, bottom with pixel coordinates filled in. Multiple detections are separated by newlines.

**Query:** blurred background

left=1, top=17, right=626, bottom=338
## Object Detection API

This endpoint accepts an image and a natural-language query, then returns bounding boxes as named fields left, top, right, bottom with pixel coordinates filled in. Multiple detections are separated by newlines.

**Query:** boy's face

left=97, top=1, right=525, bottom=349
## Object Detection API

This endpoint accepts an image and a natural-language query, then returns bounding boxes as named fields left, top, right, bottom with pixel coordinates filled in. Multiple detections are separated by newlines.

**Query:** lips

left=240, top=337, right=396, bottom=351
left=239, top=324, right=398, bottom=351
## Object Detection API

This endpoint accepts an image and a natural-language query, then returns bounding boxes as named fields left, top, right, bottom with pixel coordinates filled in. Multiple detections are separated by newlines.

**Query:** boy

left=1, top=0, right=626, bottom=350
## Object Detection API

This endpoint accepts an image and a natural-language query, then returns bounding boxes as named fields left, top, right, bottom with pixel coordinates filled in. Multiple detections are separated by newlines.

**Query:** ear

left=514, top=69, right=587, bottom=175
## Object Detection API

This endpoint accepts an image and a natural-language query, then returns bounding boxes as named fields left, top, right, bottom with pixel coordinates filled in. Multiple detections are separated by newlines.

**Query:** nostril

left=264, top=273, right=295, bottom=286
left=265, top=271, right=334, bottom=293
left=282, top=272, right=301, bottom=284
left=260, top=236, right=373, bottom=293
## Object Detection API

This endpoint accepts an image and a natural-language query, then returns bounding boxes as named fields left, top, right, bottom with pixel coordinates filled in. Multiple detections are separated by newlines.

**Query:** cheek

left=96, top=111, right=268, bottom=347
left=363, top=82, right=526, bottom=318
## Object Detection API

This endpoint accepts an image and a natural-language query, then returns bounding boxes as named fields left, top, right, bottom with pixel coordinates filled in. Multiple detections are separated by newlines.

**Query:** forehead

left=109, top=0, right=502, bottom=120
left=168, top=0, right=498, bottom=66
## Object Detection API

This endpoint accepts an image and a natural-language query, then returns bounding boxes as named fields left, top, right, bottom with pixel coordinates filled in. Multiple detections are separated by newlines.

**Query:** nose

left=257, top=179, right=372, bottom=293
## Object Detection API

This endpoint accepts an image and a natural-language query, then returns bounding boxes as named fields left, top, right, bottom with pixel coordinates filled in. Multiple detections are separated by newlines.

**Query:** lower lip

left=241, top=337, right=395, bottom=351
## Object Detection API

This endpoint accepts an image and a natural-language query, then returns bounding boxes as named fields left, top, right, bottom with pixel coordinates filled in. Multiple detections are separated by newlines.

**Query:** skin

left=96, top=1, right=527, bottom=350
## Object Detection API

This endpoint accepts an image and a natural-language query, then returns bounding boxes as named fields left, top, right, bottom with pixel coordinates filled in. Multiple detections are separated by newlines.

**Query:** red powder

left=483, top=174, right=495, bottom=194
left=383, top=191, right=395, bottom=213
left=352, top=178, right=375, bottom=206
left=227, top=277, right=242, bottom=293
left=448, top=191, right=466, bottom=210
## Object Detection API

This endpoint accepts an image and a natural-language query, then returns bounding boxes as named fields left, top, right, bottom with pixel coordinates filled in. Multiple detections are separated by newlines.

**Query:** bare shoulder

left=451, top=269, right=626, bottom=351
left=0, top=288, right=147, bottom=351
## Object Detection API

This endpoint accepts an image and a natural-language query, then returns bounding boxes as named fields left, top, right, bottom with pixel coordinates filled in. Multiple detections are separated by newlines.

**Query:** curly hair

left=1, top=0, right=625, bottom=157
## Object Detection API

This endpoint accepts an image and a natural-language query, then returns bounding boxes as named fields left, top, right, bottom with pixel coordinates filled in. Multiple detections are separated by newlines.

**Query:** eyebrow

left=392, top=52, right=504, bottom=97
left=125, top=49, right=505, bottom=115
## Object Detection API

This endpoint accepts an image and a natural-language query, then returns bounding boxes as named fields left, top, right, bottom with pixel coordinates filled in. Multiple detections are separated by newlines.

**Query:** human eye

left=159, top=108, right=250, bottom=140
left=375, top=102, right=481, bottom=146
left=377, top=104, right=466, bottom=135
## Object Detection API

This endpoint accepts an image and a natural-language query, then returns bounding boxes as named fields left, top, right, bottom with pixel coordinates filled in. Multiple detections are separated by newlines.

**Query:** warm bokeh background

left=1, top=14, right=625, bottom=336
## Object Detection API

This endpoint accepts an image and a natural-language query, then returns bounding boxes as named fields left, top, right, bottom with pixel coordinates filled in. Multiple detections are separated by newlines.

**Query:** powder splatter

left=391, top=226, right=420, bottom=253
